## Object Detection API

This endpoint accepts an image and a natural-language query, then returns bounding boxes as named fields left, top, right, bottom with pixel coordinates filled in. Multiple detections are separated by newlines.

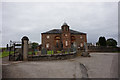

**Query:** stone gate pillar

left=22, top=36, right=29, bottom=61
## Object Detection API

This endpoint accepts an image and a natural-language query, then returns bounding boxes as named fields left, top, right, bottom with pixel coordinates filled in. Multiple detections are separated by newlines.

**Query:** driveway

left=1, top=52, right=118, bottom=78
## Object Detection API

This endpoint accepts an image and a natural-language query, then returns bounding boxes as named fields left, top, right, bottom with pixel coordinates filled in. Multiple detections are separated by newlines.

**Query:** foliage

left=31, top=42, right=39, bottom=49
left=106, top=38, right=117, bottom=47
left=96, top=42, right=100, bottom=46
left=98, top=36, right=106, bottom=46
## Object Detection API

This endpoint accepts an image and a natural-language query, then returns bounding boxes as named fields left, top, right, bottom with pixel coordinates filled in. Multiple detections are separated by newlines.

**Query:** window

left=65, top=34, right=67, bottom=37
left=66, top=27, right=68, bottom=31
left=47, top=35, right=50, bottom=39
left=64, top=27, right=66, bottom=31
left=56, top=40, right=59, bottom=42
left=80, top=43, right=83, bottom=47
left=55, top=36, right=60, bottom=40
left=65, top=41, right=68, bottom=46
left=46, top=43, right=49, bottom=48
left=80, top=36, right=83, bottom=39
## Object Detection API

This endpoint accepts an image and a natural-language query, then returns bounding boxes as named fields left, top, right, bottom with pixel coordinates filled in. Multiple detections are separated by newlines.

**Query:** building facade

left=41, top=23, right=87, bottom=50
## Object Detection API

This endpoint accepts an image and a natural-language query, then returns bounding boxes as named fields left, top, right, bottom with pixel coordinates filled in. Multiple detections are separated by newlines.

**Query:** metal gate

left=9, top=40, right=22, bottom=61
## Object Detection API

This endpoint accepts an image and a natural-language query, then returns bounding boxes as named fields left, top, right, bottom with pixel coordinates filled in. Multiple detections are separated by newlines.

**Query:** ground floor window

left=80, top=43, right=83, bottom=47
left=65, top=41, right=68, bottom=46
left=46, top=43, right=49, bottom=48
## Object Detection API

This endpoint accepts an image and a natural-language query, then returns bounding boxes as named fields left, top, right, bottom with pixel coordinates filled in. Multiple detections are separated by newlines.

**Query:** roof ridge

left=42, top=28, right=86, bottom=34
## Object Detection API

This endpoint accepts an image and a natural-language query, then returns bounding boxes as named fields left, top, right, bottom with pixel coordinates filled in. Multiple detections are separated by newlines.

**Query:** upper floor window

left=80, top=36, right=83, bottom=39
left=66, top=27, right=68, bottom=31
left=55, top=36, right=60, bottom=40
left=65, top=34, right=67, bottom=37
left=47, top=35, right=50, bottom=39
left=56, top=40, right=59, bottom=42
left=71, top=36, right=75, bottom=40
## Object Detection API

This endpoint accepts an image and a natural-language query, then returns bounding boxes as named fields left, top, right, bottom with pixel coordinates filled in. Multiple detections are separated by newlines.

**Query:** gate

left=9, top=36, right=29, bottom=61
left=9, top=40, right=22, bottom=61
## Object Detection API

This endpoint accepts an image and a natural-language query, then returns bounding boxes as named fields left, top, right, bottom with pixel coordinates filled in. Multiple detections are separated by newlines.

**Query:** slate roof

left=42, top=29, right=86, bottom=35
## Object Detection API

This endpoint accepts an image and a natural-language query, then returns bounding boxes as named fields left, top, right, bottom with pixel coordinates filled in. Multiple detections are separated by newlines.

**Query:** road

left=1, top=52, right=118, bottom=78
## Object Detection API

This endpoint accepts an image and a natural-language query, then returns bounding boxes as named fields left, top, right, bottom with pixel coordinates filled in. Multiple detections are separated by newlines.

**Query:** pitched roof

left=42, top=29, right=86, bottom=34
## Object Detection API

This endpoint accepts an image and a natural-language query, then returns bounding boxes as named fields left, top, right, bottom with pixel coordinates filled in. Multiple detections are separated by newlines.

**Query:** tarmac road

left=75, top=53, right=118, bottom=78
left=1, top=52, right=118, bottom=78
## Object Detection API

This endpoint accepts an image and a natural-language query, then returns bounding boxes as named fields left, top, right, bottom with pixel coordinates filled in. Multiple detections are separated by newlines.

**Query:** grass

left=0, top=51, right=14, bottom=58
left=47, top=51, right=69, bottom=55
left=0, top=50, right=70, bottom=58
left=28, top=51, right=38, bottom=55
left=28, top=52, right=33, bottom=55
left=28, top=51, right=64, bottom=55
left=47, top=51, right=54, bottom=55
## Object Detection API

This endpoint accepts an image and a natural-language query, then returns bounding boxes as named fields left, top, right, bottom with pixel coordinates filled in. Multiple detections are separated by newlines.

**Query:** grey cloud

left=2, top=2, right=118, bottom=47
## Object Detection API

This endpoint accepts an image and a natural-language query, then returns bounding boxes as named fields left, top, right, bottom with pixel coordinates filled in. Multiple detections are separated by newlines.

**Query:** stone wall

left=88, top=46, right=120, bottom=52
left=28, top=52, right=77, bottom=61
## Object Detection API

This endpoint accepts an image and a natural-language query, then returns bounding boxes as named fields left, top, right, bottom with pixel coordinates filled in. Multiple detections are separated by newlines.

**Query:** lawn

left=28, top=51, right=63, bottom=55
left=0, top=51, right=14, bottom=58
left=28, top=51, right=38, bottom=55
left=28, top=51, right=67, bottom=55
left=0, top=50, right=70, bottom=58
left=47, top=51, right=54, bottom=55
left=47, top=51, right=69, bottom=55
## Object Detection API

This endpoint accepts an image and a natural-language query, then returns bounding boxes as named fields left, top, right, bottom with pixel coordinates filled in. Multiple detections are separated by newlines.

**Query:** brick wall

left=42, top=33, right=61, bottom=50
left=42, top=33, right=87, bottom=50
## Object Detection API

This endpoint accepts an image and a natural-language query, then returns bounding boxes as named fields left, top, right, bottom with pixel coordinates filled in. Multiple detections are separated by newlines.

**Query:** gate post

left=22, top=36, right=29, bottom=61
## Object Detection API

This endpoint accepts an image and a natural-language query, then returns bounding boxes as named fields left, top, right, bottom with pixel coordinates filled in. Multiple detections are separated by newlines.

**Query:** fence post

left=22, top=36, right=29, bottom=61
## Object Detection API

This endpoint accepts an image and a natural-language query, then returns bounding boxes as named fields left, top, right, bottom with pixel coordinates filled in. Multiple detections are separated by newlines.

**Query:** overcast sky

left=2, top=2, right=118, bottom=47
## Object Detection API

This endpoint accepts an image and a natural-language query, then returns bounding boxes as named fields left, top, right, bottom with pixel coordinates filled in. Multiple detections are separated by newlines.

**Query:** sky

left=1, top=2, right=118, bottom=47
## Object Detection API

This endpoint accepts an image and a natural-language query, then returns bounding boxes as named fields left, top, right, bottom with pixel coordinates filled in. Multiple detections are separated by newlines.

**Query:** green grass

left=0, top=50, right=70, bottom=58
left=28, top=51, right=62, bottom=55
left=0, top=51, right=14, bottom=58
left=47, top=51, right=69, bottom=54
left=28, top=51, right=38, bottom=55
left=28, top=52, right=32, bottom=55
left=47, top=51, right=54, bottom=55
left=57, top=51, right=61, bottom=53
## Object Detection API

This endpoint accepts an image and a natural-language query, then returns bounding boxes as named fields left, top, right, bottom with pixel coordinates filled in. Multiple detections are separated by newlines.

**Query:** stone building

left=41, top=23, right=87, bottom=50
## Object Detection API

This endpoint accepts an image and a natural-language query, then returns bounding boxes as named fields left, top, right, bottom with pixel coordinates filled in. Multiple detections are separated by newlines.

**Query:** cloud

left=2, top=2, right=118, bottom=47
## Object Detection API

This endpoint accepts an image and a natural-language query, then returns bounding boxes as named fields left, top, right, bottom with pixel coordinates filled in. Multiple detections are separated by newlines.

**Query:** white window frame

left=80, top=43, right=83, bottom=47
left=46, top=43, right=49, bottom=48
left=80, top=36, right=83, bottom=39
left=65, top=34, right=67, bottom=37
left=65, top=41, right=68, bottom=46
left=47, top=35, right=50, bottom=39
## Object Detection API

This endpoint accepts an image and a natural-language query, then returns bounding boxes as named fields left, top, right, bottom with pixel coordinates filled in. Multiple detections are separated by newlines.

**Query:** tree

left=96, top=42, right=100, bottom=46
left=98, top=36, right=106, bottom=46
left=31, top=42, right=39, bottom=50
left=106, top=38, right=117, bottom=47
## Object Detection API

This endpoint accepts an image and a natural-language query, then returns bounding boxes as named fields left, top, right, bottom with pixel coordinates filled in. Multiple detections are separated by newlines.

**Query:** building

left=41, top=23, right=87, bottom=50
